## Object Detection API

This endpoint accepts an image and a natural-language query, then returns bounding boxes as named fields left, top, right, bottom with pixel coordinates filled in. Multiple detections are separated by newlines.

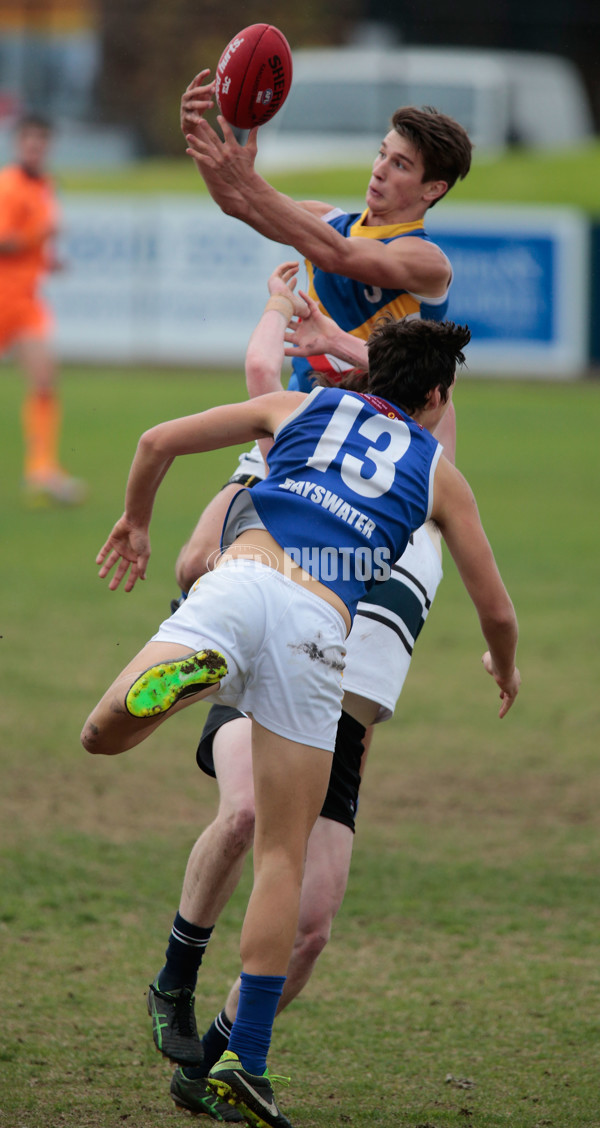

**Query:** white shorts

left=342, top=523, right=443, bottom=722
left=228, top=442, right=266, bottom=484
left=223, top=448, right=443, bottom=721
left=151, top=560, right=346, bottom=751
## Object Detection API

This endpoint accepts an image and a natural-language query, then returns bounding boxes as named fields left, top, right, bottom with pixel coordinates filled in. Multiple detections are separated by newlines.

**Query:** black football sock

left=156, top=911, right=214, bottom=992
left=201, top=1007, right=233, bottom=1071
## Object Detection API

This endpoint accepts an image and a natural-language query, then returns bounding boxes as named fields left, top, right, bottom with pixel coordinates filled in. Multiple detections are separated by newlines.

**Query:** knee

left=81, top=722, right=104, bottom=754
left=175, top=540, right=212, bottom=593
left=219, top=803, right=256, bottom=857
left=80, top=718, right=118, bottom=756
left=292, top=914, right=332, bottom=969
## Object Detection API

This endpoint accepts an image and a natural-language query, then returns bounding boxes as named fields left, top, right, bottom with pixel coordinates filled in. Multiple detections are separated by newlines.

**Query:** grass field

left=60, top=141, right=600, bottom=216
left=1, top=363, right=600, bottom=1128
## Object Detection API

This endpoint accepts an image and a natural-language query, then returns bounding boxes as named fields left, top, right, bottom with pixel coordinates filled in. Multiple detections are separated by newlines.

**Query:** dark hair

left=313, top=367, right=368, bottom=391
left=366, top=318, right=471, bottom=412
left=16, top=113, right=53, bottom=135
left=391, top=106, right=472, bottom=205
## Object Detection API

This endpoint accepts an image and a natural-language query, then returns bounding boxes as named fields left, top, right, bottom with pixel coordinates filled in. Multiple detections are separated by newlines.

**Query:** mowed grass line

left=60, top=140, right=600, bottom=215
left=1, top=366, right=599, bottom=1127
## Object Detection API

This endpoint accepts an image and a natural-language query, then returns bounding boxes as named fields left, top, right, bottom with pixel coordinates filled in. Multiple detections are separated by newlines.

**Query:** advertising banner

left=47, top=198, right=590, bottom=377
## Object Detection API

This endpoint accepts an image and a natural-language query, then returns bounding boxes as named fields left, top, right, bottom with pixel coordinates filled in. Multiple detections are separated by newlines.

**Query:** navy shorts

left=197, top=704, right=366, bottom=833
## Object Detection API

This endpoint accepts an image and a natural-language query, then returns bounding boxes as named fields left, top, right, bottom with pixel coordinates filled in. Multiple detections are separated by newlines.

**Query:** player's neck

left=413, top=398, right=448, bottom=434
left=19, top=162, right=45, bottom=180
left=363, top=204, right=427, bottom=228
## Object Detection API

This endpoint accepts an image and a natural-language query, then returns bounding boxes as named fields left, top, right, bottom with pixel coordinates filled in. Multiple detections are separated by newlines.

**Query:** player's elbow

left=138, top=425, right=170, bottom=459
left=245, top=349, right=281, bottom=397
left=138, top=428, right=159, bottom=454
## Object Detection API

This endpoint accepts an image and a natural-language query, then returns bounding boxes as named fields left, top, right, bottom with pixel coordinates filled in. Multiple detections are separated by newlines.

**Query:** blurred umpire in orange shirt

left=0, top=115, right=85, bottom=504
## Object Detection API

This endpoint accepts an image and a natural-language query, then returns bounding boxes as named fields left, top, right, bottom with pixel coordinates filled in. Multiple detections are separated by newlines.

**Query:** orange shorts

left=0, top=293, right=53, bottom=353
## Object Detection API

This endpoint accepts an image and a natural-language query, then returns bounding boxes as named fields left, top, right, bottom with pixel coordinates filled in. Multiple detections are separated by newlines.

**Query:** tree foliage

left=95, top=0, right=362, bottom=154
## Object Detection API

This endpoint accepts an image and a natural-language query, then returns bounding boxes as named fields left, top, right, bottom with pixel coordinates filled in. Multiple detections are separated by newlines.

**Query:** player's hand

left=96, top=516, right=151, bottom=593
left=185, top=118, right=256, bottom=215
left=268, top=262, right=309, bottom=318
left=284, top=291, right=340, bottom=356
left=184, top=118, right=235, bottom=202
left=482, top=651, right=521, bottom=718
left=180, top=70, right=215, bottom=137
left=185, top=116, right=257, bottom=181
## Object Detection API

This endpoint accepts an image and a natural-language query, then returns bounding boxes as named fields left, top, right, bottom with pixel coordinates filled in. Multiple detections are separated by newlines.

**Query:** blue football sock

left=227, top=971, right=285, bottom=1076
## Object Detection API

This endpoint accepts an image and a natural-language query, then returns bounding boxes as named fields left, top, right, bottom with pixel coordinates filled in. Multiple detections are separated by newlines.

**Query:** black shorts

left=196, top=704, right=366, bottom=833
left=221, top=471, right=262, bottom=490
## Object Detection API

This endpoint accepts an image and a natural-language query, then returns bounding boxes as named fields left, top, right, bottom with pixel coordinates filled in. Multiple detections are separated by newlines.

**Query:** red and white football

left=215, top=24, right=293, bottom=130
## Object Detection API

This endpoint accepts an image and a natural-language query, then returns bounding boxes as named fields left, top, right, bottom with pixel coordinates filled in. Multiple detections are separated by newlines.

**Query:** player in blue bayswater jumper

left=81, top=271, right=520, bottom=1128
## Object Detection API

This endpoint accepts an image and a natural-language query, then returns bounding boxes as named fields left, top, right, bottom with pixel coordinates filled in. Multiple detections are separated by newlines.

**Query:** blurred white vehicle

left=255, top=46, right=594, bottom=169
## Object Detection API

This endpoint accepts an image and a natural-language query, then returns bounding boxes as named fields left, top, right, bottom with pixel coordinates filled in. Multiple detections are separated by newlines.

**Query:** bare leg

left=239, top=720, right=333, bottom=976
left=221, top=814, right=353, bottom=1020
left=280, top=816, right=353, bottom=1005
left=145, top=717, right=256, bottom=1071
left=205, top=723, right=337, bottom=1117
left=17, top=333, right=57, bottom=393
left=17, top=333, right=86, bottom=502
left=80, top=641, right=221, bottom=755
left=179, top=717, right=255, bottom=926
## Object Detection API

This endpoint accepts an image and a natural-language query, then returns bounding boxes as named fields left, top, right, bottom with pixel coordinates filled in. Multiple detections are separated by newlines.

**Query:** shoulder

left=269, top=389, right=317, bottom=439
left=0, top=165, right=21, bottom=191
left=431, top=456, right=477, bottom=519
left=256, top=389, right=308, bottom=414
left=0, top=167, right=26, bottom=215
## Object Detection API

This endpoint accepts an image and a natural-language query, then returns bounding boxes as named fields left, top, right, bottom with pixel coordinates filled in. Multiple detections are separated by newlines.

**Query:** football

left=215, top=24, right=293, bottom=130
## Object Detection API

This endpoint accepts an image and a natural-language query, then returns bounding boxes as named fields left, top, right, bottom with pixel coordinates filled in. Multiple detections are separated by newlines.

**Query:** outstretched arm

left=184, top=109, right=450, bottom=295
left=181, top=76, right=334, bottom=234
left=245, top=262, right=308, bottom=398
left=96, top=392, right=305, bottom=592
left=182, top=80, right=320, bottom=242
left=431, top=456, right=520, bottom=717
left=180, top=73, right=265, bottom=228
left=244, top=262, right=310, bottom=464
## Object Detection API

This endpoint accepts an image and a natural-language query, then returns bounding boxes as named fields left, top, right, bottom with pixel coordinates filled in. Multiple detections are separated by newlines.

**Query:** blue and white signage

left=47, top=198, right=590, bottom=377
left=429, top=204, right=589, bottom=376
left=47, top=196, right=293, bottom=364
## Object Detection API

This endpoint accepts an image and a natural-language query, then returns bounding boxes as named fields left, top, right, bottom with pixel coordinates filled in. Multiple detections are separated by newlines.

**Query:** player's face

left=17, top=126, right=51, bottom=175
left=366, top=131, right=442, bottom=222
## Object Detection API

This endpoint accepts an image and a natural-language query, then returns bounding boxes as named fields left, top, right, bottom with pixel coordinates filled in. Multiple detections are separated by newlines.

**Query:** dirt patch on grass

left=361, top=763, right=600, bottom=829
left=0, top=709, right=218, bottom=847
